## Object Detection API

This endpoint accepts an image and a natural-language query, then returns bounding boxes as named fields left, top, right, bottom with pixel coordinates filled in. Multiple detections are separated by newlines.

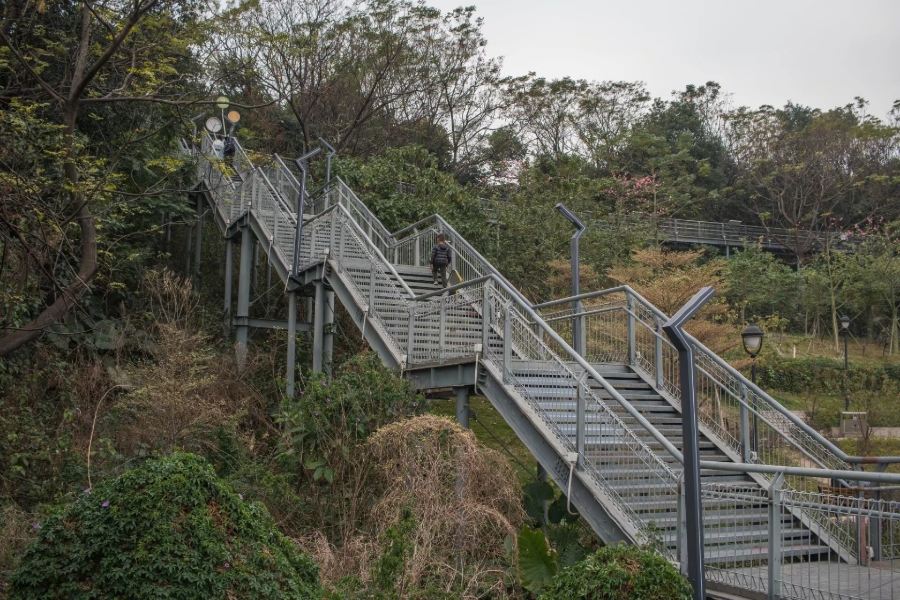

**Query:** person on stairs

left=430, top=233, right=452, bottom=288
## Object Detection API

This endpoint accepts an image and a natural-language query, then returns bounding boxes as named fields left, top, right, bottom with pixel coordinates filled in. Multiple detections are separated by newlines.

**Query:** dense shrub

left=540, top=544, right=692, bottom=600
left=756, top=356, right=900, bottom=394
left=10, top=453, right=320, bottom=600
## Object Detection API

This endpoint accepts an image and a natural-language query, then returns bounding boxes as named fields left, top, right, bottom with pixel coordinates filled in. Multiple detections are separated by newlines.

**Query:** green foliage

left=540, top=544, right=692, bottom=600
left=517, top=526, right=558, bottom=593
left=726, top=248, right=799, bottom=322
left=335, top=146, right=484, bottom=234
left=276, top=352, right=425, bottom=487
left=10, top=453, right=321, bottom=600
left=371, top=509, right=417, bottom=596
left=756, top=356, right=900, bottom=395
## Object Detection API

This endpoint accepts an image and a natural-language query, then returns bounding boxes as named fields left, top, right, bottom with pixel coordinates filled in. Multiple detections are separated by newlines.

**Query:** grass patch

left=430, top=396, right=536, bottom=485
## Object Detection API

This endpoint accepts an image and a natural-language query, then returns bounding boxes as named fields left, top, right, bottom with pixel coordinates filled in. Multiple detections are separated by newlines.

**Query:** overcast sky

left=427, top=0, right=900, bottom=119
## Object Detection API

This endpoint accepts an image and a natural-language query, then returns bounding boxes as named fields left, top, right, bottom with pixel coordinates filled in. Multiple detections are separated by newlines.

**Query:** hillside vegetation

left=1, top=0, right=897, bottom=596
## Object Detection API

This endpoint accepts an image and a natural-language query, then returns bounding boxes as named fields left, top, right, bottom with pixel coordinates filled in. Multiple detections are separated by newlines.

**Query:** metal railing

left=535, top=287, right=853, bottom=476
left=582, top=212, right=855, bottom=252
left=700, top=468, right=900, bottom=600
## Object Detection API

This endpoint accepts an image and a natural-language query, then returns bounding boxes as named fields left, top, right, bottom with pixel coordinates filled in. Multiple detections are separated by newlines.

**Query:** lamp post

left=291, top=147, right=322, bottom=277
left=663, top=286, right=716, bottom=600
left=741, top=324, right=764, bottom=384
left=215, top=95, right=229, bottom=138
left=840, top=314, right=850, bottom=411
left=741, top=324, right=764, bottom=459
left=555, top=203, right=586, bottom=356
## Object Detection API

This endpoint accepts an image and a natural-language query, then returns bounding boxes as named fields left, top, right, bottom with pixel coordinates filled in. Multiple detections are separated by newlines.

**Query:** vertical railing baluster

left=503, top=306, right=512, bottom=383
left=739, top=382, right=752, bottom=463
left=337, top=215, right=346, bottom=270
left=368, top=267, right=376, bottom=313
left=626, top=291, right=636, bottom=366
left=576, top=373, right=586, bottom=466
left=481, top=281, right=491, bottom=353
left=406, top=303, right=415, bottom=367
left=655, top=316, right=664, bottom=390
left=439, top=294, right=447, bottom=361
left=413, top=228, right=420, bottom=266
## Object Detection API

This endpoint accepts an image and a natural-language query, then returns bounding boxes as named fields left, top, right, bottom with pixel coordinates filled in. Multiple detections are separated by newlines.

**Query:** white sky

left=427, top=0, right=900, bottom=119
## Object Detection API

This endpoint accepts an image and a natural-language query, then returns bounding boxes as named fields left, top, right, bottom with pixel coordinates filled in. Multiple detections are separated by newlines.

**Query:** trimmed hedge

left=10, top=453, right=320, bottom=599
left=540, top=545, right=692, bottom=600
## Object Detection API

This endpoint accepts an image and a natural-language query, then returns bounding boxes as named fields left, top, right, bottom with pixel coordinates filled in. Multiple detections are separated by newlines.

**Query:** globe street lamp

left=840, top=315, right=850, bottom=410
left=741, top=323, right=764, bottom=383
left=215, top=95, right=229, bottom=139
left=741, top=323, right=764, bottom=459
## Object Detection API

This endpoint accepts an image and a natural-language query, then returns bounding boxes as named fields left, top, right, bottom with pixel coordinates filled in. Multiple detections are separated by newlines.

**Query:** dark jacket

left=430, top=241, right=452, bottom=267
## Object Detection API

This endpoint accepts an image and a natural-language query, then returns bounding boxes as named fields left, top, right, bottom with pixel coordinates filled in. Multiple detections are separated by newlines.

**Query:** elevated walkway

left=188, top=133, right=900, bottom=600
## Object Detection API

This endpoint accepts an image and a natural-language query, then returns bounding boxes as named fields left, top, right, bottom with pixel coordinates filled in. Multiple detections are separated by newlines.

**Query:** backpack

left=431, top=242, right=452, bottom=266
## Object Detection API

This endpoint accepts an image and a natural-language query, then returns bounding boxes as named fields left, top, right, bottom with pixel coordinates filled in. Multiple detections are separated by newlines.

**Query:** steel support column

left=454, top=385, right=470, bottom=428
left=323, top=289, right=335, bottom=378
left=235, top=226, right=253, bottom=370
left=193, top=196, right=204, bottom=278
left=223, top=239, right=233, bottom=336
left=312, top=281, right=325, bottom=373
left=286, top=291, right=298, bottom=398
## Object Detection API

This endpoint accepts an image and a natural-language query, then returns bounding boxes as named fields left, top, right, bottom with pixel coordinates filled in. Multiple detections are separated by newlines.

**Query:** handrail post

left=677, top=476, right=687, bottom=575
left=655, top=317, right=664, bottom=390
left=406, top=303, right=415, bottom=366
left=413, top=228, right=420, bottom=266
left=481, top=281, right=491, bottom=352
left=337, top=214, right=346, bottom=269
left=576, top=373, right=586, bottom=467
left=767, top=472, right=784, bottom=600
left=739, top=383, right=752, bottom=463
left=626, top=291, right=636, bottom=366
left=367, top=267, right=376, bottom=312
left=857, top=488, right=869, bottom=566
left=439, top=294, right=447, bottom=361
left=503, top=305, right=512, bottom=383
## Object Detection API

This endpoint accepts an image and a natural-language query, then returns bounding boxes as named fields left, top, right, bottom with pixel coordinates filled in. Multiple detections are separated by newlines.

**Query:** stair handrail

left=388, top=213, right=532, bottom=307
left=535, top=285, right=854, bottom=471
left=296, top=203, right=416, bottom=300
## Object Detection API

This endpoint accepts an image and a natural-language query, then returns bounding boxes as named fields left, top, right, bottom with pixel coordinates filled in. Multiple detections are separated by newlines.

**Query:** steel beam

left=235, top=225, right=253, bottom=370
left=230, top=317, right=309, bottom=331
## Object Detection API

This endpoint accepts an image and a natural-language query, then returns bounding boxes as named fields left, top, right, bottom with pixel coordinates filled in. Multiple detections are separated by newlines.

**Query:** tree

left=0, top=0, right=211, bottom=356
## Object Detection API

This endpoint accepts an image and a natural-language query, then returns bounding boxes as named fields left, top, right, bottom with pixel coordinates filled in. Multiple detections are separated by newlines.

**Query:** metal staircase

left=190, top=133, right=900, bottom=600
